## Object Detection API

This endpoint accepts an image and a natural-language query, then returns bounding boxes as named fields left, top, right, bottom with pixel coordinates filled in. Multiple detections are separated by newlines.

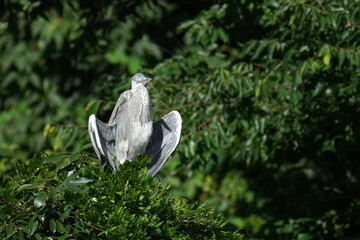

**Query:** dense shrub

left=0, top=153, right=242, bottom=239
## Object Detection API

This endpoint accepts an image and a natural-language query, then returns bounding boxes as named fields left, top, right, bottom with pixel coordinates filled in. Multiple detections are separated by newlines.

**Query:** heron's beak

left=142, top=77, right=152, bottom=85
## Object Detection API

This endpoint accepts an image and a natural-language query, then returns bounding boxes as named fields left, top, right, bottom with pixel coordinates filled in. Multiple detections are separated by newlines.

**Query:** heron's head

left=131, top=73, right=151, bottom=85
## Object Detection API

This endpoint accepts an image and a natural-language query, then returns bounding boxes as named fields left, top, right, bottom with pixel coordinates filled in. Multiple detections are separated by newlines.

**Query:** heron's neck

left=131, top=81, right=143, bottom=89
left=130, top=82, right=152, bottom=122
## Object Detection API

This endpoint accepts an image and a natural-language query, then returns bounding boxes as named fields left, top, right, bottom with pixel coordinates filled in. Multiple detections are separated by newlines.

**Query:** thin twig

left=0, top=201, right=26, bottom=211
left=67, top=215, right=103, bottom=232
left=181, top=218, right=208, bottom=223
left=49, top=123, right=87, bottom=129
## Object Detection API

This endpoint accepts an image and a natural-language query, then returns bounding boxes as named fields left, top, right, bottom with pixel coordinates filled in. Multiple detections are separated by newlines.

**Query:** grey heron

left=88, top=73, right=182, bottom=176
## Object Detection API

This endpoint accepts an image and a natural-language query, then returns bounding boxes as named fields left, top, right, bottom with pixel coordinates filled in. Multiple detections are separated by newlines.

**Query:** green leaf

left=323, top=52, right=331, bottom=65
left=34, top=233, right=43, bottom=240
left=338, top=49, right=346, bottom=67
left=49, top=219, right=57, bottom=233
left=56, top=221, right=65, bottom=234
left=34, top=191, right=48, bottom=209
left=29, top=220, right=39, bottom=235
left=206, top=56, right=229, bottom=69
left=85, top=99, right=101, bottom=115
left=44, top=154, right=67, bottom=164
left=17, top=232, right=25, bottom=240
left=16, top=184, right=42, bottom=192
left=6, top=224, right=16, bottom=238
left=104, top=50, right=144, bottom=74
left=69, top=177, right=92, bottom=184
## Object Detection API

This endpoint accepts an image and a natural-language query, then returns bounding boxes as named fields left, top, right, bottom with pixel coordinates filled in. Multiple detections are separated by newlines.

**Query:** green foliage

left=150, top=0, right=360, bottom=239
left=0, top=153, right=242, bottom=239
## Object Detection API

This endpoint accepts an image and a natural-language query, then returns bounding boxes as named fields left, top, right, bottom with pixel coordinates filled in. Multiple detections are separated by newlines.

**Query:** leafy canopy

left=0, top=153, right=242, bottom=239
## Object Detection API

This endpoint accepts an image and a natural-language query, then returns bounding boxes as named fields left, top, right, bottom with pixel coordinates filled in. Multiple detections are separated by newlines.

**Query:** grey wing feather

left=88, top=90, right=131, bottom=171
left=110, top=90, right=131, bottom=167
left=109, top=90, right=131, bottom=124
left=88, top=114, right=117, bottom=171
left=144, top=111, right=182, bottom=177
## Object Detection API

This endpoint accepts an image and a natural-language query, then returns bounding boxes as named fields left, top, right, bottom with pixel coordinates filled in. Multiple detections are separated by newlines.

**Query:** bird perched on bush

left=88, top=73, right=182, bottom=176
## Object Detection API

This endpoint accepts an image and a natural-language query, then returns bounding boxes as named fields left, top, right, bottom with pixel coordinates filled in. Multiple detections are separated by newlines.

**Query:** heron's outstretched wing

left=112, top=91, right=131, bottom=166
left=88, top=90, right=131, bottom=171
left=88, top=115, right=117, bottom=171
left=109, top=90, right=131, bottom=124
left=144, top=111, right=182, bottom=177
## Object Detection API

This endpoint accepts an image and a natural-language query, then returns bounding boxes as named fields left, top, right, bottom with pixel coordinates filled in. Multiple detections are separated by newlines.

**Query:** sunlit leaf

left=16, top=184, right=42, bottom=192
left=34, top=191, right=48, bottom=209
left=49, top=219, right=57, bottom=233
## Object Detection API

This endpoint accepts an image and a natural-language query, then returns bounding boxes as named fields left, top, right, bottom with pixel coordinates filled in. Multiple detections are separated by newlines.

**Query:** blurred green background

left=1, top=0, right=360, bottom=239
